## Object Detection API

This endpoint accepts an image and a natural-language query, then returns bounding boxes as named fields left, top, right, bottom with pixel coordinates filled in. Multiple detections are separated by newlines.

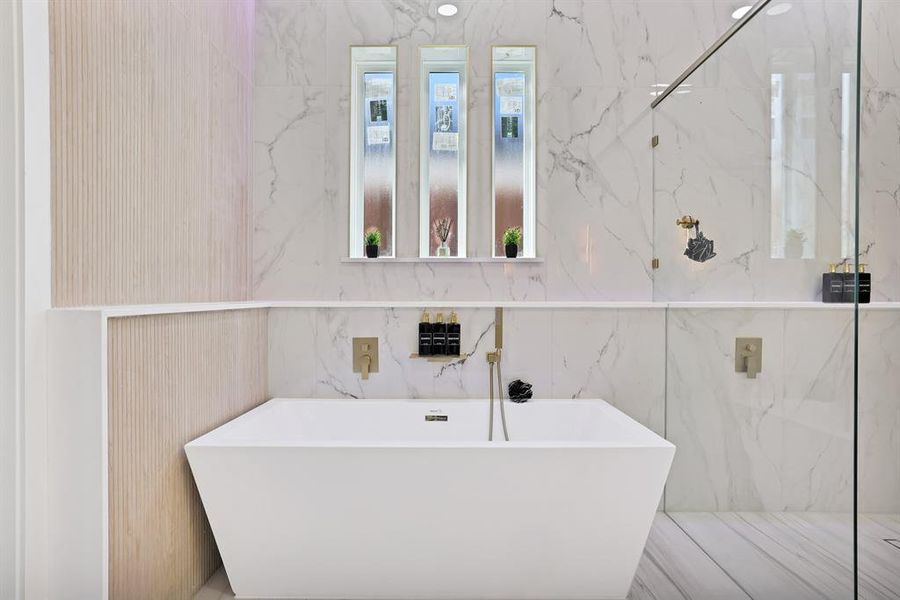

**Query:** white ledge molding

left=49, top=300, right=900, bottom=319
left=340, top=257, right=545, bottom=263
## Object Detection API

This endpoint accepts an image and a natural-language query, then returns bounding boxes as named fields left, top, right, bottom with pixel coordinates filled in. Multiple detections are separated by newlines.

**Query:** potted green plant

left=502, top=227, right=522, bottom=258
left=433, top=217, right=453, bottom=257
left=364, top=227, right=382, bottom=258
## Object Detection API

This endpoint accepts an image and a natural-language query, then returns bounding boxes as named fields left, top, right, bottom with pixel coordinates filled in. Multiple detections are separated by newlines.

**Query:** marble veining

left=268, top=304, right=899, bottom=512
left=250, top=0, right=898, bottom=516
left=252, top=0, right=898, bottom=304
left=666, top=307, right=900, bottom=513
left=252, top=0, right=741, bottom=301
left=267, top=306, right=667, bottom=434
left=652, top=0, right=899, bottom=302
left=671, top=512, right=900, bottom=600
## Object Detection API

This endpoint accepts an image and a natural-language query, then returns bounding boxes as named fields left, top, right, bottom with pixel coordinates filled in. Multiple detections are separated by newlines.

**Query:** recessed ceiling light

left=437, top=3, right=458, bottom=17
left=731, top=5, right=753, bottom=19
left=766, top=3, right=792, bottom=16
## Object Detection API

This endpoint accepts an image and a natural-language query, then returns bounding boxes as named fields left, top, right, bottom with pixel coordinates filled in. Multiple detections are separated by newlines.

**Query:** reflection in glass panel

left=770, top=64, right=857, bottom=262
left=419, top=47, right=467, bottom=257
left=349, top=46, right=396, bottom=258
left=492, top=47, right=535, bottom=258
left=839, top=72, right=856, bottom=260
left=770, top=71, right=817, bottom=259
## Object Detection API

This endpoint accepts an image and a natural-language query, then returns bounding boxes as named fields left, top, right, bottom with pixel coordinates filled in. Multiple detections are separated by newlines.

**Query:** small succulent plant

left=502, top=226, right=522, bottom=247
left=364, top=227, right=382, bottom=247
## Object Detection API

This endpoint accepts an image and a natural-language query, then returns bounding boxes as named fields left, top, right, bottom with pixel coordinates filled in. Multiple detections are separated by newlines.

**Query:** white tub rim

left=186, top=397, right=675, bottom=451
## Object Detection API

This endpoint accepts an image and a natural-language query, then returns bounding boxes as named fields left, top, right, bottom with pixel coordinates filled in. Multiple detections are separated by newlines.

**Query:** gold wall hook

left=676, top=215, right=698, bottom=229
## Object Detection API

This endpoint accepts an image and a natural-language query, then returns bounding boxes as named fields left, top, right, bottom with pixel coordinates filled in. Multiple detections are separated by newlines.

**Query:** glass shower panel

left=652, top=1, right=865, bottom=597
left=857, top=0, right=900, bottom=597
left=653, top=2, right=858, bottom=302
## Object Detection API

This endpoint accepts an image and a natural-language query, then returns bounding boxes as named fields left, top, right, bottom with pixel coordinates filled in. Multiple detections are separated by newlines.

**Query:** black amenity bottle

left=842, top=263, right=856, bottom=303
left=432, top=312, right=448, bottom=356
left=822, top=263, right=843, bottom=303
left=447, top=311, right=461, bottom=356
left=418, top=310, right=433, bottom=356
left=857, top=264, right=871, bottom=304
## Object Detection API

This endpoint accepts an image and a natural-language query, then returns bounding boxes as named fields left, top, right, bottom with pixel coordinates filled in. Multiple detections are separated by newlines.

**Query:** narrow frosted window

left=419, top=47, right=467, bottom=258
left=350, top=47, right=397, bottom=258
left=492, top=47, right=535, bottom=258
left=362, top=72, right=395, bottom=255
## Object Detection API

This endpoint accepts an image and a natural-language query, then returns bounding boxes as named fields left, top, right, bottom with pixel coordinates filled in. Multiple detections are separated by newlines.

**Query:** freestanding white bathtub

left=186, top=398, right=674, bottom=600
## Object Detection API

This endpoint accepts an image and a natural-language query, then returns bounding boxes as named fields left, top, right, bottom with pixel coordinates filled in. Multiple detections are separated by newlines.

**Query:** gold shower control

left=353, top=337, right=379, bottom=380
left=735, top=337, right=762, bottom=379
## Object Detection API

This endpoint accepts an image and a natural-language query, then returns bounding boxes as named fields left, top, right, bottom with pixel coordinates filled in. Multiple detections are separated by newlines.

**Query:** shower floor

left=195, top=512, right=900, bottom=600
left=632, top=512, right=900, bottom=600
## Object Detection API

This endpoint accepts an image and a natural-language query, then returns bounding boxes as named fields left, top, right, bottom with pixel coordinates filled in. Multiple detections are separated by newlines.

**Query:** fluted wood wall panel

left=0, top=1, right=19, bottom=596
left=50, top=0, right=254, bottom=306
left=107, top=310, right=267, bottom=600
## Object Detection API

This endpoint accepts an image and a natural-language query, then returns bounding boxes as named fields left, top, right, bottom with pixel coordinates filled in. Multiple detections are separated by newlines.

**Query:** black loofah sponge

left=508, top=379, right=533, bottom=403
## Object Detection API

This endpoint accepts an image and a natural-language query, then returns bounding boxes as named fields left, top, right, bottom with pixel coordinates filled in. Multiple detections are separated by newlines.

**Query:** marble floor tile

left=670, top=512, right=900, bottom=600
left=628, top=514, right=749, bottom=600
left=195, top=513, right=900, bottom=600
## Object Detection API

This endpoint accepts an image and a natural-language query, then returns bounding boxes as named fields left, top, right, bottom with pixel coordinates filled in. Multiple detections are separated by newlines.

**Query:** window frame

left=491, top=45, right=536, bottom=258
left=418, top=45, right=468, bottom=258
left=349, top=46, right=398, bottom=258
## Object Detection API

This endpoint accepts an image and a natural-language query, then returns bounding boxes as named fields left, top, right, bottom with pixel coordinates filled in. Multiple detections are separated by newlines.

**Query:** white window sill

left=340, top=257, right=544, bottom=263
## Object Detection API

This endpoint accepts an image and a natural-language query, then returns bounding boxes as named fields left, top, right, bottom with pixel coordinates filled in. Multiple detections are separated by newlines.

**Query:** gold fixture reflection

left=676, top=215, right=698, bottom=229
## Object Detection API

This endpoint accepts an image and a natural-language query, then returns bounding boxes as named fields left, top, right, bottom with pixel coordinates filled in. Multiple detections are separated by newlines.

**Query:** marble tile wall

left=268, top=306, right=668, bottom=435
left=253, top=0, right=898, bottom=304
left=666, top=306, right=900, bottom=513
left=252, top=0, right=735, bottom=301
left=254, top=0, right=898, bottom=512
left=652, top=0, right=900, bottom=302
left=653, top=0, right=876, bottom=301
left=269, top=304, right=899, bottom=512
left=860, top=0, right=900, bottom=302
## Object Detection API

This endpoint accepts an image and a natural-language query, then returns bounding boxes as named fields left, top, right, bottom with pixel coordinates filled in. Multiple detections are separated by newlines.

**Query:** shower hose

left=488, top=357, right=510, bottom=442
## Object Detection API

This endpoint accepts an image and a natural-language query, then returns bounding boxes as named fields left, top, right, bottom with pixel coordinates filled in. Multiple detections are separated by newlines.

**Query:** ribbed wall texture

left=0, top=1, right=19, bottom=597
left=49, top=0, right=254, bottom=306
left=107, top=310, right=267, bottom=600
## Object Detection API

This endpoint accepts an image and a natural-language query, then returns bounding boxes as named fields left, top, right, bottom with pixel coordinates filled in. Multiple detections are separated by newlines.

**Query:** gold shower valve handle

left=735, top=337, right=762, bottom=379
left=353, top=337, right=379, bottom=380
left=676, top=216, right=698, bottom=229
